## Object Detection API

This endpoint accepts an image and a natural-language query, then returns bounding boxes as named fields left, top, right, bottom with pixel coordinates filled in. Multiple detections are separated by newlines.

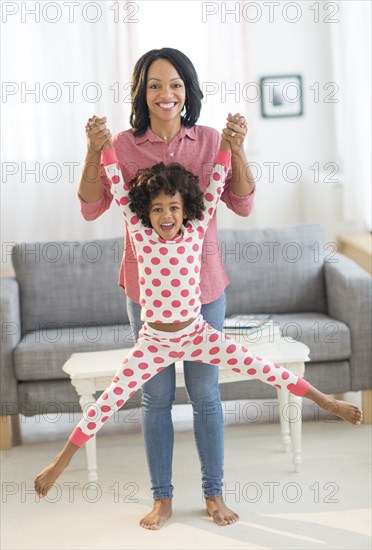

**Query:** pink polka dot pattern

left=102, top=153, right=231, bottom=325
left=68, top=152, right=308, bottom=448
left=69, top=317, right=306, bottom=448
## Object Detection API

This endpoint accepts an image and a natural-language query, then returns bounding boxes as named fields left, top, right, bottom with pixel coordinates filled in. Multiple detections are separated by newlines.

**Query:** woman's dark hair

left=128, top=162, right=205, bottom=228
left=130, top=48, right=204, bottom=135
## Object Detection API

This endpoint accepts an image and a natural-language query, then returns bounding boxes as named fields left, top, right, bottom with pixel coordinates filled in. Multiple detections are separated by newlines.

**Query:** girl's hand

left=221, top=113, right=248, bottom=154
left=85, top=115, right=113, bottom=152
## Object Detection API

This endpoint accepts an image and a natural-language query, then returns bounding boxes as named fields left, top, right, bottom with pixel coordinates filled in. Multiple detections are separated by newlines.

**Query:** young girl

left=34, top=134, right=363, bottom=519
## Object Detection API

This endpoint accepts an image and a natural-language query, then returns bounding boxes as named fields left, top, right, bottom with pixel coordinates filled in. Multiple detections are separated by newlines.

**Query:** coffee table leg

left=72, top=380, right=99, bottom=482
left=288, top=392, right=302, bottom=473
left=79, top=393, right=98, bottom=482
left=277, top=389, right=291, bottom=453
left=286, top=361, right=305, bottom=473
left=85, top=436, right=98, bottom=482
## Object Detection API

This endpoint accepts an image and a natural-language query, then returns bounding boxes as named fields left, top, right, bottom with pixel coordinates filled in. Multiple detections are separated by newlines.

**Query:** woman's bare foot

left=206, top=496, right=239, bottom=526
left=34, top=455, right=70, bottom=498
left=323, top=397, right=363, bottom=425
left=139, top=498, right=172, bottom=530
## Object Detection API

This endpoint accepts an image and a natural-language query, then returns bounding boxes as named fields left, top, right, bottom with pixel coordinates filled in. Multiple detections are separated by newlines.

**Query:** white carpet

left=1, top=403, right=371, bottom=550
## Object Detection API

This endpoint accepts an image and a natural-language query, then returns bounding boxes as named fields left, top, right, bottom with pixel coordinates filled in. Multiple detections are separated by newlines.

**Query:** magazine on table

left=223, top=314, right=281, bottom=344
left=223, top=313, right=275, bottom=330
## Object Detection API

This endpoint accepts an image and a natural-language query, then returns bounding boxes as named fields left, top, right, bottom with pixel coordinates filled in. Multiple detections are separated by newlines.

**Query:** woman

left=78, top=48, right=256, bottom=530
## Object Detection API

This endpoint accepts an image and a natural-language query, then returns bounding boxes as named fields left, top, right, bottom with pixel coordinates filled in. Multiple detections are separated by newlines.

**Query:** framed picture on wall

left=260, top=75, right=303, bottom=118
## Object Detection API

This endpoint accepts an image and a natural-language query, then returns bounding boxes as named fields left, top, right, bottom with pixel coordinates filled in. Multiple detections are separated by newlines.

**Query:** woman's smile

left=146, top=59, right=186, bottom=128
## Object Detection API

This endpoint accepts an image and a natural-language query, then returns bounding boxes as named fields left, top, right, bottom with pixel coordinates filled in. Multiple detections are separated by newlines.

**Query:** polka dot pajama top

left=68, top=148, right=310, bottom=447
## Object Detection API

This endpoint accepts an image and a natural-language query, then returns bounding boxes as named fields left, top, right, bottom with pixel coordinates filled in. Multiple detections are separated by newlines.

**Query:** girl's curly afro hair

left=128, top=162, right=205, bottom=228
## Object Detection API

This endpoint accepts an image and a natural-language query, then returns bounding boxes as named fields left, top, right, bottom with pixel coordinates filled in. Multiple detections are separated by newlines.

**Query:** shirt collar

left=134, top=125, right=197, bottom=145
left=147, top=227, right=185, bottom=244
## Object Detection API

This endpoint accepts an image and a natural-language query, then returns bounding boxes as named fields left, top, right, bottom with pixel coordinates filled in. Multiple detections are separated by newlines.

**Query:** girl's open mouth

left=160, top=223, right=175, bottom=232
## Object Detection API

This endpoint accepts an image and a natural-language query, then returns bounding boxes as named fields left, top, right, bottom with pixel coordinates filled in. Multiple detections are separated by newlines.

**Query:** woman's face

left=146, top=59, right=186, bottom=127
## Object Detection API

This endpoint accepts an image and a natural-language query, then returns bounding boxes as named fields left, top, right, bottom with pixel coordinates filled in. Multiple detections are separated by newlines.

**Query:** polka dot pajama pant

left=69, top=315, right=310, bottom=447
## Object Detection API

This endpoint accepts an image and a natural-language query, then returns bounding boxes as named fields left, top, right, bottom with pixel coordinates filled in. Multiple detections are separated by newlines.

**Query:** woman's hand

left=221, top=113, right=248, bottom=154
left=85, top=115, right=113, bottom=152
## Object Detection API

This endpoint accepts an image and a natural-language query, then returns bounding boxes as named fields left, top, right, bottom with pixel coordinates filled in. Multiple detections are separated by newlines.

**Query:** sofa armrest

left=324, top=253, right=372, bottom=391
left=0, top=277, right=21, bottom=415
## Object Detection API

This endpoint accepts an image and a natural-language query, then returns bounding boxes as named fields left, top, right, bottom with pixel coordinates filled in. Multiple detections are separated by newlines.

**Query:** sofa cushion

left=254, top=312, right=351, bottom=362
left=14, top=324, right=135, bottom=381
left=219, top=223, right=327, bottom=315
left=219, top=360, right=351, bottom=400
left=12, top=238, right=128, bottom=331
left=18, top=380, right=140, bottom=417
left=14, top=313, right=350, bottom=382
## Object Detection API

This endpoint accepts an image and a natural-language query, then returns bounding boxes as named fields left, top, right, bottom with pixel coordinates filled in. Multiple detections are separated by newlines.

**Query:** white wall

left=1, top=1, right=367, bottom=275
left=215, top=3, right=351, bottom=244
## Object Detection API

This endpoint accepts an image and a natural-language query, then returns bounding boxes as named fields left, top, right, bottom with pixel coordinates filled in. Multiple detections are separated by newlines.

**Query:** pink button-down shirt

left=78, top=125, right=256, bottom=304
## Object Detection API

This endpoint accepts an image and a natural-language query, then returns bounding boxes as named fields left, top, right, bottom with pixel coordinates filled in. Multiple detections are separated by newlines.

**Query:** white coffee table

left=63, top=337, right=310, bottom=481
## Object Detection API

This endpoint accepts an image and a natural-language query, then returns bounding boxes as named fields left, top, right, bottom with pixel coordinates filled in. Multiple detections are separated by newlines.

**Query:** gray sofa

left=1, top=222, right=371, bottom=438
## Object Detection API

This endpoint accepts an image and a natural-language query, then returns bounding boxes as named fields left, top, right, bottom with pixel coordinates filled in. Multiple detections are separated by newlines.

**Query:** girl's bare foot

left=139, top=498, right=172, bottom=530
left=323, top=397, right=363, bottom=425
left=304, top=386, right=363, bottom=426
left=34, top=441, right=78, bottom=498
left=206, top=496, right=239, bottom=526
left=34, top=455, right=70, bottom=498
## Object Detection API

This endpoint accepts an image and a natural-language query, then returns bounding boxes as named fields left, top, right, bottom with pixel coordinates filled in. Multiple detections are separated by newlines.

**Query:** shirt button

left=170, top=153, right=174, bottom=157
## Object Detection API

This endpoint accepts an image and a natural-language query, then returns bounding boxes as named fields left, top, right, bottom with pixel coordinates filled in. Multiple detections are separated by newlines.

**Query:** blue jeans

left=126, top=293, right=226, bottom=500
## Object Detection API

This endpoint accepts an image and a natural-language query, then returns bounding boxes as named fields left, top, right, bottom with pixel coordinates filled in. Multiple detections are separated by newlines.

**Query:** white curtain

left=1, top=3, right=135, bottom=254
left=1, top=1, right=252, bottom=273
left=329, top=0, right=372, bottom=230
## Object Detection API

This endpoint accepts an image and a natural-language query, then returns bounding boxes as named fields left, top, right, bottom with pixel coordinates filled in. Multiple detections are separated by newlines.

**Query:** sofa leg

left=11, top=415, right=22, bottom=446
left=0, top=415, right=22, bottom=449
left=334, top=391, right=371, bottom=424
left=0, top=416, right=12, bottom=450
left=362, top=390, right=372, bottom=424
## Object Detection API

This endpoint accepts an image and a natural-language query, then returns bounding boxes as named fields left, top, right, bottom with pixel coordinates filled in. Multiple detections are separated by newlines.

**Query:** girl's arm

left=101, top=148, right=143, bottom=232
left=197, top=137, right=231, bottom=231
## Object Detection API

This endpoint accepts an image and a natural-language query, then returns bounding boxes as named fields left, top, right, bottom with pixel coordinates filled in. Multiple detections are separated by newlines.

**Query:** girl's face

left=149, top=190, right=186, bottom=240
left=146, top=59, right=186, bottom=127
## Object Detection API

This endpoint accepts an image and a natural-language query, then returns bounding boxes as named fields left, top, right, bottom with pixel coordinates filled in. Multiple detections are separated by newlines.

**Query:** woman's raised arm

left=78, top=115, right=111, bottom=203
